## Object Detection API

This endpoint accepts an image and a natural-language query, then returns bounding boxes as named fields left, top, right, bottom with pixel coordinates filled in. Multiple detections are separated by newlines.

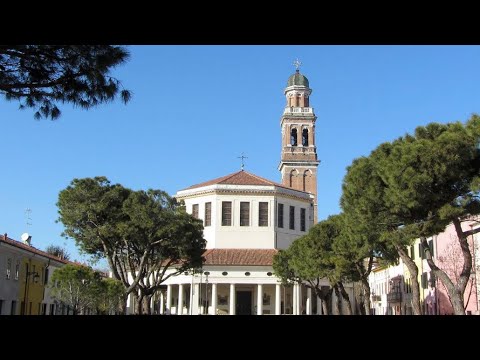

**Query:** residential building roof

left=1, top=233, right=70, bottom=265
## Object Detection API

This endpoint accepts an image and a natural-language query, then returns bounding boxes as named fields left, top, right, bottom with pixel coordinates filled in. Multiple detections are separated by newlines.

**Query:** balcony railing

left=283, top=107, right=314, bottom=115
left=387, top=292, right=402, bottom=303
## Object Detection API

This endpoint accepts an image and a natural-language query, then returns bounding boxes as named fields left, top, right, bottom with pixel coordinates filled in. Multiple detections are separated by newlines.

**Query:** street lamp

left=23, top=270, right=39, bottom=315
left=204, top=272, right=210, bottom=315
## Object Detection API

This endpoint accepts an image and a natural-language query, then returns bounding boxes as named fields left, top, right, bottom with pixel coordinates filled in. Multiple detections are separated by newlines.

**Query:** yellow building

left=1, top=233, right=68, bottom=315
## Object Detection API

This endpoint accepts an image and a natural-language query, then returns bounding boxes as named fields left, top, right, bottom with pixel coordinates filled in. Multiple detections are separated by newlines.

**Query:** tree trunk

left=337, top=282, right=352, bottom=315
left=420, top=235, right=466, bottom=315
left=121, top=294, right=128, bottom=315
left=395, top=243, right=423, bottom=315
left=135, top=293, right=143, bottom=315
left=321, top=299, right=329, bottom=315
left=360, top=277, right=372, bottom=315
left=143, top=295, right=152, bottom=315
left=355, top=260, right=373, bottom=315
left=333, top=284, right=341, bottom=315
left=313, top=287, right=330, bottom=315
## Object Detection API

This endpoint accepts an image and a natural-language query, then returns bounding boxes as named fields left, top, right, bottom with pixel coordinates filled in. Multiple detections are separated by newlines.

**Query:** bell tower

left=278, top=61, right=320, bottom=222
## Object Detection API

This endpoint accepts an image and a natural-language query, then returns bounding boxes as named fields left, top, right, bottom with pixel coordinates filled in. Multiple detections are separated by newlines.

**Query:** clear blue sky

left=1, top=45, right=480, bottom=264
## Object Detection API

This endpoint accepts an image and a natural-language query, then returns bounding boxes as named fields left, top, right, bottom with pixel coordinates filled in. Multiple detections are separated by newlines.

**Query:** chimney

left=3, top=233, right=6, bottom=240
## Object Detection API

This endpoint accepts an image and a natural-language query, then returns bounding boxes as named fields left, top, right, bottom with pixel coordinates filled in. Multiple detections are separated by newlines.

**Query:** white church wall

left=183, top=194, right=217, bottom=248
left=214, top=194, right=275, bottom=249
left=275, top=195, right=312, bottom=250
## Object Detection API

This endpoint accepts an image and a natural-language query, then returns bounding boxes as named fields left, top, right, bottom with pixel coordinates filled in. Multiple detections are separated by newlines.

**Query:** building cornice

left=175, top=186, right=312, bottom=203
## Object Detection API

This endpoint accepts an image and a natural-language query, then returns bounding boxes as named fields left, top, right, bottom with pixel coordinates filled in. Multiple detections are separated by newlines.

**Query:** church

left=127, top=65, right=348, bottom=315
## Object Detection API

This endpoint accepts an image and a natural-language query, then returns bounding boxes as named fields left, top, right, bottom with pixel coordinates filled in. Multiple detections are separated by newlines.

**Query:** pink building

left=428, top=219, right=479, bottom=315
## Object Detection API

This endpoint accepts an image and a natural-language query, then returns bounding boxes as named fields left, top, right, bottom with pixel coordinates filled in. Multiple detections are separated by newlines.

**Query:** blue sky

left=1, top=45, right=480, bottom=264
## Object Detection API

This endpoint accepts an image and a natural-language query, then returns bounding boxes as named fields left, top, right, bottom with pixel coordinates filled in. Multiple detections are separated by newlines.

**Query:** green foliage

left=274, top=216, right=358, bottom=285
left=50, top=264, right=102, bottom=314
left=372, top=116, right=480, bottom=233
left=341, top=114, right=480, bottom=314
left=97, top=277, right=125, bottom=314
left=0, top=45, right=131, bottom=119
left=45, top=245, right=70, bottom=261
left=57, top=176, right=130, bottom=258
left=342, top=114, right=480, bottom=247
left=272, top=249, right=297, bottom=285
left=341, top=156, right=400, bottom=259
left=56, top=176, right=206, bottom=312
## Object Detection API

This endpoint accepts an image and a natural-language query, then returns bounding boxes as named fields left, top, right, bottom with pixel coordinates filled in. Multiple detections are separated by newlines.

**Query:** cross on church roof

left=237, top=153, right=248, bottom=171
left=293, top=58, right=302, bottom=71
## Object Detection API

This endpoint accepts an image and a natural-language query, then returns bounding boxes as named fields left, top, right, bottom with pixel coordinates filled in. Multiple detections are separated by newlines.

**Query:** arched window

left=302, top=128, right=309, bottom=146
left=289, top=169, right=296, bottom=187
left=303, top=170, right=312, bottom=192
left=290, top=128, right=298, bottom=146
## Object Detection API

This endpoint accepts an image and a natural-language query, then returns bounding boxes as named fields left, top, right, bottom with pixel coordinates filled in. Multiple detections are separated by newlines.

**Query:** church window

left=289, top=206, right=295, bottom=230
left=302, top=129, right=309, bottom=146
left=240, top=202, right=250, bottom=226
left=259, top=202, right=268, bottom=227
left=222, top=202, right=232, bottom=226
left=300, top=208, right=306, bottom=231
left=205, top=202, right=211, bottom=227
left=192, top=204, right=199, bottom=219
left=277, top=203, right=284, bottom=228
left=290, top=128, right=298, bottom=146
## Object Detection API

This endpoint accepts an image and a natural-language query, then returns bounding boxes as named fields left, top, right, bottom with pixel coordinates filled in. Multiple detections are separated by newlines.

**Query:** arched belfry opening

left=291, top=128, right=298, bottom=146
left=302, top=128, right=309, bottom=146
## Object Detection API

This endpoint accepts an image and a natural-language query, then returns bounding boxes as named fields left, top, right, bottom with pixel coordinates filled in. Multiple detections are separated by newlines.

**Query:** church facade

left=126, top=67, right=350, bottom=315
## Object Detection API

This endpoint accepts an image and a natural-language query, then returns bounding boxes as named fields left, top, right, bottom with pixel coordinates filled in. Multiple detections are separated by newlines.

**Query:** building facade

left=124, top=68, right=353, bottom=315
left=368, top=219, right=479, bottom=315
left=0, top=233, right=68, bottom=315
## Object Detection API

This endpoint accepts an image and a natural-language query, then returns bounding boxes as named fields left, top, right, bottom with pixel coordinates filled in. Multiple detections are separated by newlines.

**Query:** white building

left=125, top=66, right=353, bottom=314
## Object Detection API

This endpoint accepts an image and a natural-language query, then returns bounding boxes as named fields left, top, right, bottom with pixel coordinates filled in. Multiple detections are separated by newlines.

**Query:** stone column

left=317, top=296, right=322, bottom=315
left=166, top=285, right=172, bottom=315
left=257, top=284, right=263, bottom=315
left=293, top=283, right=297, bottom=315
left=229, top=284, right=236, bottom=315
left=192, top=283, right=200, bottom=315
left=275, top=284, right=281, bottom=315
left=159, top=291, right=164, bottom=315
left=306, top=287, right=312, bottom=315
left=178, top=284, right=184, bottom=315
left=298, top=283, right=303, bottom=315
left=211, top=283, right=217, bottom=315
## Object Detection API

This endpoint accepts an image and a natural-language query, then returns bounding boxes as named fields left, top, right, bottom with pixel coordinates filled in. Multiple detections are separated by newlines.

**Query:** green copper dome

left=287, top=70, right=309, bottom=87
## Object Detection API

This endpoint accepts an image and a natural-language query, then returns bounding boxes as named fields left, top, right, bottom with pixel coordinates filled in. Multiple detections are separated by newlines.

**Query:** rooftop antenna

left=22, top=208, right=32, bottom=245
left=238, top=153, right=248, bottom=171
left=25, top=208, right=32, bottom=228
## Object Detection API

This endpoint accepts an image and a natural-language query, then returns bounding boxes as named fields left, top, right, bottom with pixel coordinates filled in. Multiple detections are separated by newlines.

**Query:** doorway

left=236, top=291, right=252, bottom=315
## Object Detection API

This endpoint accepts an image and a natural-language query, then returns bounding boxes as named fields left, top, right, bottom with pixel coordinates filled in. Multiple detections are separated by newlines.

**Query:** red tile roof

left=181, top=170, right=291, bottom=191
left=202, top=248, right=278, bottom=266
left=1, top=233, right=70, bottom=265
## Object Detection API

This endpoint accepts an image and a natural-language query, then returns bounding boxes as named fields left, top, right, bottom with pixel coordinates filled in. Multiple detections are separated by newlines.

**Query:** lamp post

left=23, top=269, right=39, bottom=315
left=204, top=272, right=210, bottom=315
